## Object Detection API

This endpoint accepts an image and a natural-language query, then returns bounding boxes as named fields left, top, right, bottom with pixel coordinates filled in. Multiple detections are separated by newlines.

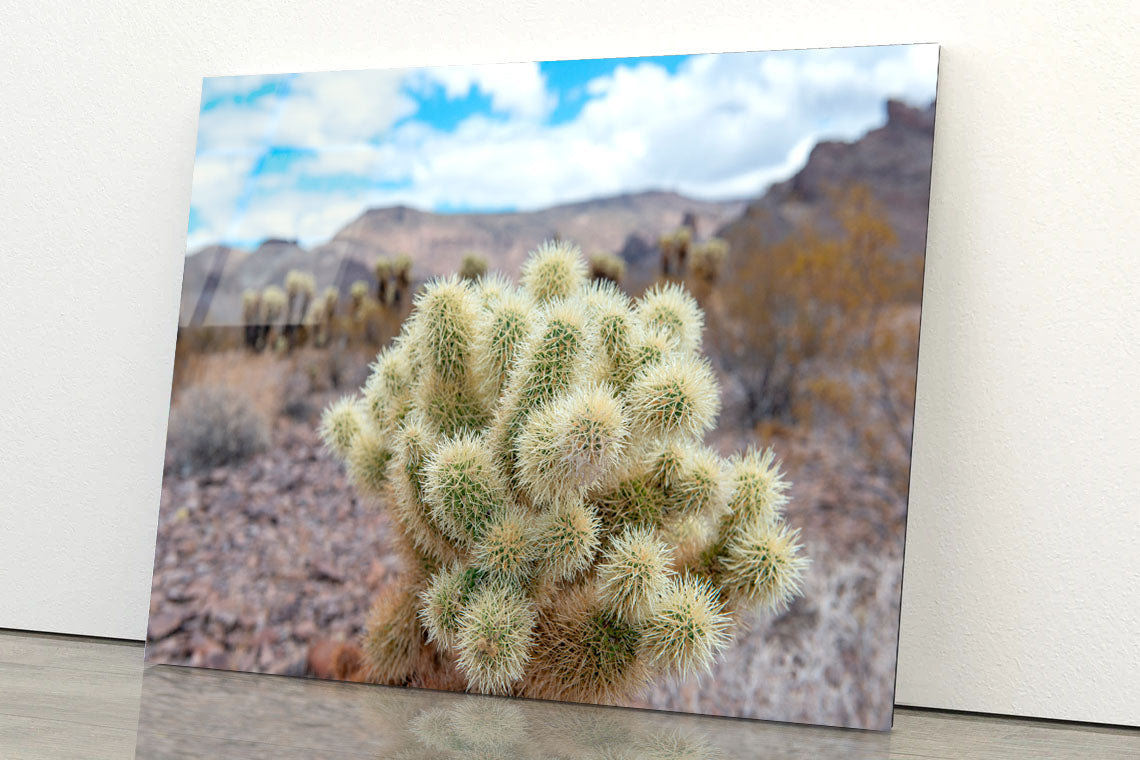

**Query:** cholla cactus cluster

left=350, top=280, right=370, bottom=315
left=241, top=289, right=262, bottom=349
left=689, top=238, right=729, bottom=283
left=321, top=240, right=807, bottom=703
left=260, top=285, right=287, bottom=323
left=660, top=226, right=729, bottom=283
left=373, top=254, right=414, bottom=305
left=307, top=286, right=340, bottom=347
left=658, top=227, right=692, bottom=276
left=459, top=254, right=489, bottom=281
left=588, top=251, right=626, bottom=284
left=241, top=272, right=319, bottom=351
left=285, top=270, right=316, bottom=322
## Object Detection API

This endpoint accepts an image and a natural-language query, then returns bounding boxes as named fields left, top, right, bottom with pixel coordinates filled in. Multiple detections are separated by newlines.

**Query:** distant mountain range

left=180, top=99, right=935, bottom=326
left=718, top=99, right=936, bottom=262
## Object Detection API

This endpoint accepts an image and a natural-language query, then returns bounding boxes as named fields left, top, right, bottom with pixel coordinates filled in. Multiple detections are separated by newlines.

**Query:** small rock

left=210, top=607, right=240, bottom=630
left=148, top=608, right=189, bottom=640
left=309, top=560, right=344, bottom=584
left=204, top=468, right=228, bottom=486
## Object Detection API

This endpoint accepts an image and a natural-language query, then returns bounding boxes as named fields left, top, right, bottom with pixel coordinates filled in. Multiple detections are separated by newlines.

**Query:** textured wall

left=0, top=0, right=1136, bottom=727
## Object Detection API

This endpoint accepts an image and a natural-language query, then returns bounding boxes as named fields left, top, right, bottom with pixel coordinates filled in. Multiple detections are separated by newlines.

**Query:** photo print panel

left=149, top=43, right=939, bottom=729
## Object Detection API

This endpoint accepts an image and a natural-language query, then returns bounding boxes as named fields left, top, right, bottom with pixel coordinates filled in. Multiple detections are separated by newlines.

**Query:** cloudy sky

left=187, top=44, right=938, bottom=251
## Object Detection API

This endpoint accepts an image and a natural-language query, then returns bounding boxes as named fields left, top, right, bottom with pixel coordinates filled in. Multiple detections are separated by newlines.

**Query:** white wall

left=1, top=0, right=1136, bottom=728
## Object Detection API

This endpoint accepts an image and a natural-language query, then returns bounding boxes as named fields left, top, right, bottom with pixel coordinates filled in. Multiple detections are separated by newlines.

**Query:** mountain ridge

left=180, top=190, right=745, bottom=325
left=180, top=99, right=935, bottom=326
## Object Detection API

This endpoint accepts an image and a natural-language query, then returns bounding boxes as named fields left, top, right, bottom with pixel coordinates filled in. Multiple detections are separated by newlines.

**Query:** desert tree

left=709, top=184, right=921, bottom=490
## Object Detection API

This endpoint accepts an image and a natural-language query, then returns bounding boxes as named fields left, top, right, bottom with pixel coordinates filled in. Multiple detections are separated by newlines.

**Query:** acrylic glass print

left=149, top=43, right=939, bottom=730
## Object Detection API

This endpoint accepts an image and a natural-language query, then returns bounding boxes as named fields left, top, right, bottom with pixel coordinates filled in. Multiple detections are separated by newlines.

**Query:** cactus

left=321, top=240, right=808, bottom=702
left=308, top=286, right=340, bottom=347
left=283, top=270, right=316, bottom=348
left=284, top=270, right=316, bottom=322
left=658, top=227, right=693, bottom=277
left=690, top=238, right=728, bottom=283
left=241, top=289, right=262, bottom=349
left=375, top=256, right=393, bottom=305
left=392, top=254, right=413, bottom=304
left=260, top=285, right=286, bottom=323
left=349, top=280, right=369, bottom=316
left=459, top=254, right=489, bottom=281
left=257, top=285, right=287, bottom=350
left=588, top=251, right=626, bottom=284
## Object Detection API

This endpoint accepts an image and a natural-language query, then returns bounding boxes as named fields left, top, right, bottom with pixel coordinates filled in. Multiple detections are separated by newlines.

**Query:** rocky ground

left=147, top=408, right=399, bottom=675
left=147, top=348, right=908, bottom=729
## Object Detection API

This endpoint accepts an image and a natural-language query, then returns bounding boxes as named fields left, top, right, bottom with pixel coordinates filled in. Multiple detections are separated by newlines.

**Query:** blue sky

left=187, top=45, right=938, bottom=250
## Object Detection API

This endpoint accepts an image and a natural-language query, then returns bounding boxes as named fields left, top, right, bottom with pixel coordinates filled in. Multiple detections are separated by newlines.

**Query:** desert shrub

left=709, top=184, right=921, bottom=427
left=320, top=240, right=808, bottom=701
left=168, top=386, right=268, bottom=472
left=280, top=370, right=316, bottom=421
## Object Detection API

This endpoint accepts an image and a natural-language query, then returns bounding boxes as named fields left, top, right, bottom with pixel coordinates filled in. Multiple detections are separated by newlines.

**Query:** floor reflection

left=134, top=663, right=890, bottom=759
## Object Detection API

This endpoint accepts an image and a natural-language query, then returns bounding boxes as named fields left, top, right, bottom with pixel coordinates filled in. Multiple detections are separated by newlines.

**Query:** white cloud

left=187, top=44, right=939, bottom=249
left=195, top=69, right=416, bottom=153
left=413, top=62, right=555, bottom=121
left=274, top=70, right=417, bottom=147
left=186, top=153, right=259, bottom=249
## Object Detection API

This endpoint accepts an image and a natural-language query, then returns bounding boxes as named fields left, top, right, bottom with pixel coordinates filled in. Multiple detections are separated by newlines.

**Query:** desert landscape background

left=148, top=98, right=935, bottom=729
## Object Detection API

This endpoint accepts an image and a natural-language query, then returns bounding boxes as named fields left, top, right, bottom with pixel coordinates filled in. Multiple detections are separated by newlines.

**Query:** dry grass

left=173, top=349, right=293, bottom=424
left=171, top=345, right=373, bottom=421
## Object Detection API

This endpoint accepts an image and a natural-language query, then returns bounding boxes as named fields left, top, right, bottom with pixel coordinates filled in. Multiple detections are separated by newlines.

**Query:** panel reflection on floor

left=134, top=663, right=890, bottom=758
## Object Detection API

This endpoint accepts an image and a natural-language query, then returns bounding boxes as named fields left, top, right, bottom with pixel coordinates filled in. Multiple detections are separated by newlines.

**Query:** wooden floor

left=0, top=630, right=1135, bottom=759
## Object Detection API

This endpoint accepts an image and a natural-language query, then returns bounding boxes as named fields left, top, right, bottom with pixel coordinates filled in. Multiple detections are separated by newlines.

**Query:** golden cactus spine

left=321, top=240, right=807, bottom=702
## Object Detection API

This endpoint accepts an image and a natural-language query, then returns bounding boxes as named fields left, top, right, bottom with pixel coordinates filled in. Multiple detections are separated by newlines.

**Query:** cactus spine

left=322, top=240, right=807, bottom=701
